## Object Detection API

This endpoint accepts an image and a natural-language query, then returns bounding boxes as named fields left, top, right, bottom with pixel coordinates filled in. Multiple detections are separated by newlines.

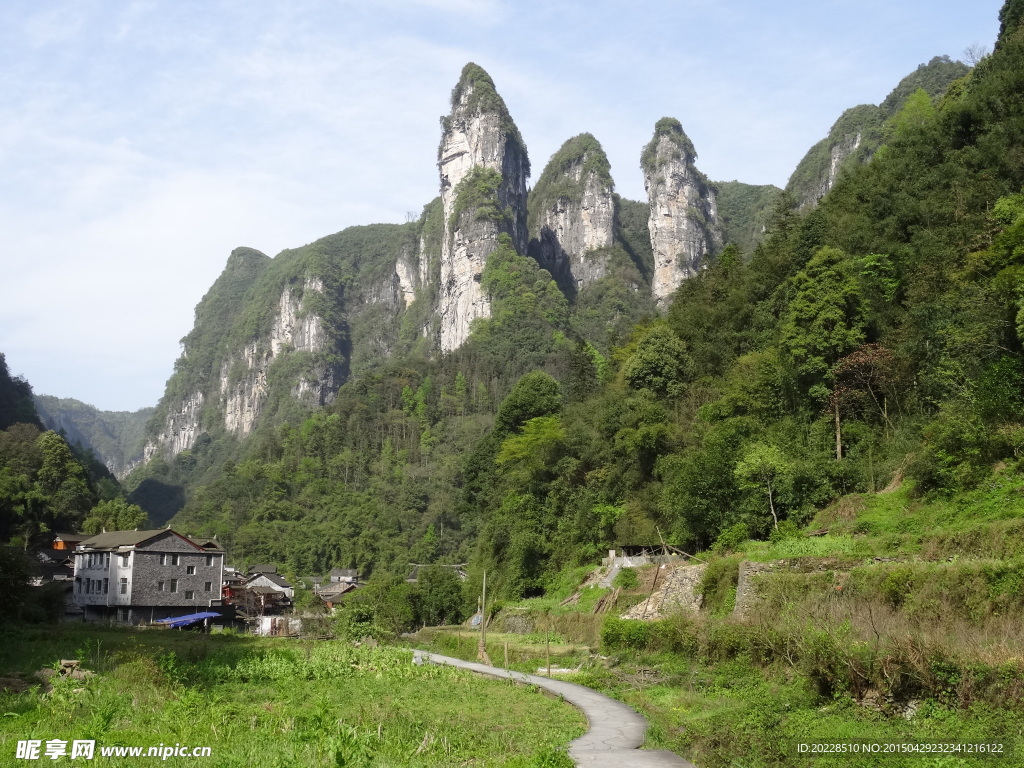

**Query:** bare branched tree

left=963, top=42, right=990, bottom=66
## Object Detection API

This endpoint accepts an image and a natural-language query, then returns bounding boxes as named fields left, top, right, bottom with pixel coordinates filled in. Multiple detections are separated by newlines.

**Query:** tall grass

left=0, top=625, right=583, bottom=767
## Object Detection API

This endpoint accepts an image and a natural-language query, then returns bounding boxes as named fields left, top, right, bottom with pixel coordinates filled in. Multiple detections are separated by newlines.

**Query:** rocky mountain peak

left=437, top=63, right=529, bottom=351
left=528, top=133, right=616, bottom=293
left=642, top=118, right=721, bottom=305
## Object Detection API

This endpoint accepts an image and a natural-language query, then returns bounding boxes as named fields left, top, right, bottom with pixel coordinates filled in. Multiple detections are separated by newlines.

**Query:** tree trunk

left=834, top=399, right=843, bottom=461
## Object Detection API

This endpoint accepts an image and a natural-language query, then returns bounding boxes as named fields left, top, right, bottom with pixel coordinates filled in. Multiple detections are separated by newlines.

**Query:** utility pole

left=545, top=607, right=551, bottom=677
left=477, top=570, right=491, bottom=665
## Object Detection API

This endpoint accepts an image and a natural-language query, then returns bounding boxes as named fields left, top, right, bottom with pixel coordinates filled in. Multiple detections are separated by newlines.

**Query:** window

left=185, top=590, right=194, bottom=600
left=206, top=554, right=213, bottom=567
left=105, top=553, right=110, bottom=567
left=103, top=578, right=109, bottom=594
left=159, top=554, right=166, bottom=566
left=119, top=578, right=128, bottom=595
left=157, top=581, right=164, bottom=592
left=204, top=582, right=212, bottom=592
left=170, top=579, right=178, bottom=593
left=121, top=554, right=129, bottom=567
left=171, top=554, right=180, bottom=566
left=186, top=565, right=196, bottom=575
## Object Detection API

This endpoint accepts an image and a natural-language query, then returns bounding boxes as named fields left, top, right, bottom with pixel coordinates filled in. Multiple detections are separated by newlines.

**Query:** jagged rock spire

left=642, top=118, right=721, bottom=305
left=528, top=133, right=616, bottom=293
left=437, top=63, right=529, bottom=351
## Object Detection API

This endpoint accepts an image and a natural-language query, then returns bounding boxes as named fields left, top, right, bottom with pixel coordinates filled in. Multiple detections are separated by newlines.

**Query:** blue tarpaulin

left=153, top=611, right=220, bottom=628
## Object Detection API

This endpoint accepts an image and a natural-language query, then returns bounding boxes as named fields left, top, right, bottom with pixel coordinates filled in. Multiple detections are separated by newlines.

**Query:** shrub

left=601, top=616, right=652, bottom=652
left=698, top=555, right=743, bottom=615
left=612, top=567, right=639, bottom=590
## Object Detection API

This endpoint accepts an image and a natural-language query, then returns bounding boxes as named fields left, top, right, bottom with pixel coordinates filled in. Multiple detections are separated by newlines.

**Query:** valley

left=4, top=2, right=1024, bottom=765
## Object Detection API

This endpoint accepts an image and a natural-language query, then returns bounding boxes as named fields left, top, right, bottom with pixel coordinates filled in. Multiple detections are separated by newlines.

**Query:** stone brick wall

left=620, top=563, right=707, bottom=620
left=132, top=549, right=223, bottom=608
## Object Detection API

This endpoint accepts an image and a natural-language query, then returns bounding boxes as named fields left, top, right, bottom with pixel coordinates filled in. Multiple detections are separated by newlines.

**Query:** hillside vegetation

left=157, top=2, right=1024, bottom=599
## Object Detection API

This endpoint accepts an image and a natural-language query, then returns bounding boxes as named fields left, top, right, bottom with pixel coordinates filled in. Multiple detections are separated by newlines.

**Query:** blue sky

left=0, top=0, right=1002, bottom=412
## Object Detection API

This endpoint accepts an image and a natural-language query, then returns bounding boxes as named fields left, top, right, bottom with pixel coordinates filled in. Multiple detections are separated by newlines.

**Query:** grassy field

left=414, top=477, right=1024, bottom=768
left=0, top=625, right=584, bottom=767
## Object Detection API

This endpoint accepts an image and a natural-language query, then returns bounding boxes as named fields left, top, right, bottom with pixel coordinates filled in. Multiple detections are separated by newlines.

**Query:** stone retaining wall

left=620, top=563, right=706, bottom=620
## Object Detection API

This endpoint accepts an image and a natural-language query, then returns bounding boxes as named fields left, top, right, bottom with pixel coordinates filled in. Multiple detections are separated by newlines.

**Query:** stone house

left=72, top=528, right=225, bottom=624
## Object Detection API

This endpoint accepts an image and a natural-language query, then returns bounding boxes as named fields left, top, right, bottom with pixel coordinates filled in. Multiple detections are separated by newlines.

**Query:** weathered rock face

left=145, top=270, right=341, bottom=461
left=642, top=118, right=721, bottom=305
left=528, top=134, right=616, bottom=292
left=437, top=63, right=529, bottom=351
left=143, top=391, right=204, bottom=463
left=395, top=253, right=419, bottom=308
left=825, top=132, right=862, bottom=196
left=220, top=277, right=336, bottom=438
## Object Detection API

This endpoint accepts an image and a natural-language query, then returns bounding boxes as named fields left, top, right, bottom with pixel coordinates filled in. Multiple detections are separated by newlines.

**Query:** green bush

left=600, top=616, right=652, bottom=651
left=698, top=555, right=743, bottom=615
left=612, top=566, right=639, bottom=590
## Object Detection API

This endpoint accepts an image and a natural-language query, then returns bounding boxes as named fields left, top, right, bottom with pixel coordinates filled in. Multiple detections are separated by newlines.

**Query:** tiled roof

left=77, top=529, right=170, bottom=549
left=191, top=537, right=226, bottom=551
left=247, top=572, right=292, bottom=589
left=319, top=582, right=358, bottom=598
left=77, top=529, right=204, bottom=552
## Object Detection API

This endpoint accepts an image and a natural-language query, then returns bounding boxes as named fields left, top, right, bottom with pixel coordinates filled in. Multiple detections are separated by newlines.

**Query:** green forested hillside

left=785, top=55, right=969, bottom=208
left=161, top=3, right=1024, bottom=613
left=0, top=353, right=40, bottom=431
left=713, top=181, right=782, bottom=254
left=33, top=395, right=153, bottom=478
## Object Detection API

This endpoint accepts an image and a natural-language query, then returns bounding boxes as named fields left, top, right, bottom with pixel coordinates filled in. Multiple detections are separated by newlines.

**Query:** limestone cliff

left=219, top=277, right=337, bottom=438
left=527, top=134, right=616, bottom=293
left=437, top=63, right=529, bottom=351
left=642, top=118, right=722, bottom=305
left=141, top=223, right=420, bottom=463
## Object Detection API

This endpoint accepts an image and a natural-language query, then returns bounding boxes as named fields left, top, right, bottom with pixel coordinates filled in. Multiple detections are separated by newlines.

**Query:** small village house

left=244, top=569, right=294, bottom=600
left=72, top=528, right=225, bottom=624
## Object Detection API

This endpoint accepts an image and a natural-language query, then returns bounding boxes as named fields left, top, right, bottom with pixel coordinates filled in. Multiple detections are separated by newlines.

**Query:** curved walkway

left=418, top=651, right=696, bottom=767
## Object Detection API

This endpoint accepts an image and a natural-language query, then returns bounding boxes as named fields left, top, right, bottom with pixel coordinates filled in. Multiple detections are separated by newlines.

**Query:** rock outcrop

left=437, top=63, right=529, bottom=350
left=219, top=277, right=337, bottom=438
left=143, top=390, right=204, bottom=463
left=642, top=118, right=722, bottom=305
left=620, top=562, right=707, bottom=620
left=528, top=134, right=616, bottom=293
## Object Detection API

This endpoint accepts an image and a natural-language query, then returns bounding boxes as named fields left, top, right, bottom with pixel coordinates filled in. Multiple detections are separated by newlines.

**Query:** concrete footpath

left=418, top=651, right=696, bottom=767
